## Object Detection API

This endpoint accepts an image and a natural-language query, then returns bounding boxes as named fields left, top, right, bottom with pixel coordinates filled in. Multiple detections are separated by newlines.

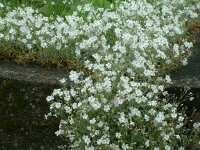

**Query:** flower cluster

left=0, top=5, right=86, bottom=62
left=45, top=0, right=200, bottom=149
left=0, top=0, right=120, bottom=63
left=1, top=0, right=200, bottom=149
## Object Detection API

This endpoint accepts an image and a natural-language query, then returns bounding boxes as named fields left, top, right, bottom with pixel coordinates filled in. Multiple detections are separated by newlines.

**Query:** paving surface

left=0, top=62, right=70, bottom=149
left=0, top=79, right=69, bottom=149
left=172, top=44, right=200, bottom=88
left=0, top=60, right=69, bottom=86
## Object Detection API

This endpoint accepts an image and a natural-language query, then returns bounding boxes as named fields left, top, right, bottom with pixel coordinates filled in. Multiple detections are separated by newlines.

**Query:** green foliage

left=0, top=0, right=124, bottom=17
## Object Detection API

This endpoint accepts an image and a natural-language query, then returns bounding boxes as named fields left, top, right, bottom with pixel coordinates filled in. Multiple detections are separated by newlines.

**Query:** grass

left=0, top=0, right=122, bottom=17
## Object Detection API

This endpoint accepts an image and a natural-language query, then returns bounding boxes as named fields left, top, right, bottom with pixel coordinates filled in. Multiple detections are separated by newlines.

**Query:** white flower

left=77, top=5, right=82, bottom=11
left=97, top=121, right=104, bottom=128
left=115, top=132, right=121, bottom=139
left=92, top=53, right=102, bottom=63
left=89, top=118, right=96, bottom=125
left=122, top=143, right=129, bottom=150
left=64, top=106, right=72, bottom=114
left=129, top=107, right=141, bottom=117
left=189, top=97, right=194, bottom=101
left=82, top=114, right=88, bottom=120
left=46, top=95, right=54, bottom=102
left=144, top=69, right=156, bottom=76
left=69, top=70, right=80, bottom=83
left=88, top=96, right=101, bottom=110
left=182, top=58, right=188, bottom=66
left=70, top=89, right=76, bottom=97
left=52, top=89, right=63, bottom=97
left=106, top=63, right=112, bottom=69
left=119, top=112, right=127, bottom=123
left=82, top=135, right=91, bottom=145
left=155, top=112, right=165, bottom=123
left=0, top=3, right=4, bottom=8
left=165, top=145, right=171, bottom=150
left=193, top=122, right=200, bottom=129
left=162, top=133, right=170, bottom=141
left=149, top=109, right=156, bottom=116
left=54, top=102, right=62, bottom=109
left=55, top=129, right=64, bottom=136
left=178, top=147, right=184, bottom=150
left=171, top=112, right=177, bottom=118
left=72, top=103, right=78, bottom=109
left=59, top=78, right=66, bottom=84
left=175, top=135, right=180, bottom=139
left=145, top=140, right=149, bottom=147
left=88, top=146, right=95, bottom=150
left=104, top=105, right=110, bottom=112
left=163, top=103, right=172, bottom=110
left=93, top=101, right=101, bottom=110
left=145, top=115, right=150, bottom=121
left=69, top=118, right=74, bottom=124
left=176, top=123, right=184, bottom=129
left=165, top=75, right=172, bottom=84
left=135, top=89, right=143, bottom=97
left=165, top=60, right=171, bottom=64
left=148, top=101, right=157, bottom=106
left=51, top=1, right=55, bottom=5
left=183, top=41, right=193, bottom=49
left=97, top=138, right=102, bottom=145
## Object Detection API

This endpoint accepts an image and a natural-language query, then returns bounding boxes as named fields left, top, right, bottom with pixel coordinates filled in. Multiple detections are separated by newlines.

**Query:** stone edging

left=0, top=60, right=69, bottom=86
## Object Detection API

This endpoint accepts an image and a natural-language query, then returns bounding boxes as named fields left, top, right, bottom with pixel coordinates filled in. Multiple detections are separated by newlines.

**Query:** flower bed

left=1, top=0, right=200, bottom=149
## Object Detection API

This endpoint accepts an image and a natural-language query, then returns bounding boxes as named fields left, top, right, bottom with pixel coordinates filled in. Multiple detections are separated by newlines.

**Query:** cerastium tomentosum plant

left=44, top=0, right=200, bottom=149
left=0, top=0, right=123, bottom=64
left=0, top=0, right=200, bottom=149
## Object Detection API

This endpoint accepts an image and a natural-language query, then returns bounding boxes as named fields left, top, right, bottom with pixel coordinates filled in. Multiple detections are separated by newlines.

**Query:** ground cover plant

left=1, top=0, right=200, bottom=149
left=0, top=0, right=123, bottom=66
